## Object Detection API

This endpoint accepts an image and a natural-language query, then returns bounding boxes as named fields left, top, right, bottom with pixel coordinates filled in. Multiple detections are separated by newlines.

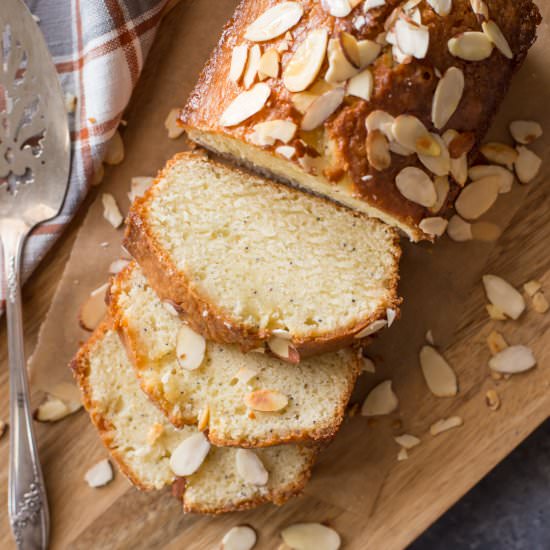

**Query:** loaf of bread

left=108, top=261, right=361, bottom=447
left=71, top=323, right=317, bottom=513
left=180, top=0, right=541, bottom=240
left=125, top=152, right=401, bottom=359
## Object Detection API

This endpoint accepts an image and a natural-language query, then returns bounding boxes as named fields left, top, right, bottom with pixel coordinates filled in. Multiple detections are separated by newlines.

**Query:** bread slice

left=70, top=323, right=317, bottom=513
left=180, top=0, right=541, bottom=240
left=125, top=152, right=401, bottom=360
left=108, top=261, right=361, bottom=448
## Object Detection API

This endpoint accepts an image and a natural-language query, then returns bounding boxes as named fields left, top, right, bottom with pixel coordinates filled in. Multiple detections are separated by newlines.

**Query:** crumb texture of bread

left=71, top=323, right=316, bottom=512
left=125, top=153, right=400, bottom=355
left=109, top=262, right=361, bottom=447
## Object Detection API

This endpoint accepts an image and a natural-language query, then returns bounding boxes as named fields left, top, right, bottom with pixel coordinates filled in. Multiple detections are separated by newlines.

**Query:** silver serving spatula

left=0, top=0, right=71, bottom=548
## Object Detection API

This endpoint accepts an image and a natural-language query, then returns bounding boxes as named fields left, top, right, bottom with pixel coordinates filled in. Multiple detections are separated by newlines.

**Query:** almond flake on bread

left=244, top=2, right=304, bottom=42
left=432, top=67, right=464, bottom=130
left=219, top=83, right=270, bottom=127
left=482, top=21, right=513, bottom=59
left=448, top=32, right=493, bottom=61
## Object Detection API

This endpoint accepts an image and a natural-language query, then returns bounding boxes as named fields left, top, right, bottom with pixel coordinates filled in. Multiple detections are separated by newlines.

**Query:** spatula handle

left=1, top=220, right=49, bottom=550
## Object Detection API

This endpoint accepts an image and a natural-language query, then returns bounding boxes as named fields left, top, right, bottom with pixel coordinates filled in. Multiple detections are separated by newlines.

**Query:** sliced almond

left=128, top=176, right=154, bottom=202
left=447, top=131, right=475, bottom=159
left=104, top=130, right=124, bottom=165
left=487, top=330, right=508, bottom=356
left=395, top=167, right=437, bottom=207
left=258, top=48, right=280, bottom=79
left=482, top=21, right=513, bottom=59
left=235, top=449, right=269, bottom=486
left=509, top=120, right=543, bottom=145
left=532, top=292, right=549, bottom=314
left=485, top=389, right=501, bottom=411
left=392, top=115, right=440, bottom=156
left=429, top=175, right=450, bottom=213
left=35, top=396, right=81, bottom=422
left=366, top=110, right=395, bottom=141
left=514, top=146, right=542, bottom=184
left=489, top=345, right=536, bottom=374
left=275, top=145, right=296, bottom=159
left=394, top=434, right=421, bottom=449
left=79, top=283, right=108, bottom=331
left=486, top=304, right=507, bottom=320
left=361, top=380, right=398, bottom=416
left=108, top=259, right=130, bottom=275
left=164, top=108, right=184, bottom=139
left=170, top=432, right=211, bottom=476
left=325, top=38, right=359, bottom=83
left=347, top=68, right=374, bottom=101
left=455, top=177, right=499, bottom=220
left=301, top=87, right=345, bottom=131
left=85, top=459, right=113, bottom=488
left=197, top=404, right=210, bottom=432
left=176, top=325, right=206, bottom=371
left=386, top=308, right=397, bottom=327
left=418, top=134, right=451, bottom=176
left=267, top=337, right=300, bottom=363
left=361, top=356, right=376, bottom=373
left=430, top=416, right=463, bottom=436
left=323, top=0, right=352, bottom=17
left=419, top=345, right=458, bottom=397
left=249, top=120, right=297, bottom=146
left=480, top=142, right=518, bottom=169
left=523, top=279, right=542, bottom=297
left=366, top=129, right=391, bottom=171
left=340, top=31, right=361, bottom=68
left=357, top=39, right=382, bottom=67
left=281, top=523, right=341, bottom=550
left=235, top=366, right=259, bottom=384
left=354, top=319, right=388, bottom=339
left=221, top=526, right=257, bottom=550
left=442, top=130, right=468, bottom=186
left=283, top=29, right=328, bottom=92
left=244, top=2, right=304, bottom=42
left=243, top=44, right=261, bottom=89
left=394, top=18, right=429, bottom=59
left=419, top=217, right=448, bottom=237
left=426, top=329, right=435, bottom=345
left=426, top=0, right=452, bottom=16
left=392, top=43, right=413, bottom=65
left=468, top=165, right=514, bottom=193
left=447, top=215, right=472, bottom=242
left=219, top=83, right=271, bottom=127
left=229, top=45, right=249, bottom=83
left=397, top=447, right=409, bottom=461
left=470, top=0, right=489, bottom=19
left=432, top=67, right=464, bottom=129
left=365, top=0, right=386, bottom=10
left=448, top=32, right=493, bottom=61
left=245, top=389, right=289, bottom=412
left=483, top=275, right=525, bottom=320
left=102, top=193, right=123, bottom=228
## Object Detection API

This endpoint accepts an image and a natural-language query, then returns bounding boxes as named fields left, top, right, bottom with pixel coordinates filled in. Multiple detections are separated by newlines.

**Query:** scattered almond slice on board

left=515, top=146, right=542, bottom=184
left=85, top=459, right=114, bottom=488
left=523, top=279, right=542, bottom=297
left=79, top=283, right=109, bottom=331
left=394, top=434, right=421, bottom=449
left=419, top=345, right=458, bottom=397
left=486, top=304, right=507, bottom=321
left=482, top=275, right=525, bottom=320
left=397, top=447, right=409, bottom=461
left=221, top=526, right=257, bottom=550
left=531, top=292, right=549, bottom=313
left=485, top=389, right=501, bottom=411
left=361, top=380, right=398, bottom=416
left=281, top=523, right=341, bottom=550
left=489, top=345, right=536, bottom=374
left=487, top=331, right=508, bottom=355
left=430, top=416, right=463, bottom=436
left=35, top=395, right=81, bottom=422
left=509, top=120, right=543, bottom=144
left=480, top=142, right=517, bottom=169
left=102, top=193, right=124, bottom=228
left=104, top=131, right=124, bottom=165
left=164, top=108, right=184, bottom=139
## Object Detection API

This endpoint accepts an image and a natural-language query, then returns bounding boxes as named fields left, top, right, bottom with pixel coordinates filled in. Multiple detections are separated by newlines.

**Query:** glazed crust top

left=181, top=0, right=541, bottom=236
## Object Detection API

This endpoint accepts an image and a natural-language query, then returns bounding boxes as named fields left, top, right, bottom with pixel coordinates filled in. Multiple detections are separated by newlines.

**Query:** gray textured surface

left=410, top=420, right=550, bottom=550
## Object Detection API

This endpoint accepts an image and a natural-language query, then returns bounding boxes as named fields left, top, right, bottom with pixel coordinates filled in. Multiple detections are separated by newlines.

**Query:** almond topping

left=197, top=404, right=210, bottom=432
left=447, top=215, right=472, bottom=242
left=301, top=87, right=345, bottom=131
left=357, top=39, right=382, bottom=67
left=176, top=325, right=206, bottom=371
left=267, top=337, right=300, bottom=363
left=532, top=292, right=549, bottom=314
left=283, top=29, right=329, bottom=92
left=489, top=345, right=536, bottom=374
left=361, top=356, right=376, bottom=373
left=164, top=108, right=184, bottom=139
left=102, top=193, right=123, bottom=228
left=468, top=165, right=514, bottom=193
left=394, top=434, right=421, bottom=449
left=426, top=0, right=452, bottom=16
left=354, top=319, right=387, bottom=338
left=281, top=523, right=341, bottom=550
left=523, top=280, right=542, bottom=297
left=347, top=68, right=374, bottom=101
left=245, top=389, right=289, bottom=412
left=104, top=130, right=124, bottom=165
left=128, top=176, right=154, bottom=202
left=275, top=145, right=296, bottom=159
left=482, top=21, right=513, bottom=59
left=323, top=0, right=352, bottom=17
left=221, top=526, right=257, bottom=550
left=79, top=283, right=108, bottom=331
left=340, top=31, right=361, bottom=68
left=250, top=119, right=297, bottom=146
left=485, top=389, right=501, bottom=411
left=430, top=416, right=463, bottom=436
left=448, top=32, right=493, bottom=61
left=392, top=115, right=440, bottom=156
left=325, top=38, right=359, bottom=83
left=229, top=44, right=249, bottom=83
left=470, top=0, right=489, bottom=19
left=35, top=395, right=81, bottom=422
left=366, top=129, right=391, bottom=171
left=361, top=380, right=398, bottom=416
left=419, top=217, right=448, bottom=237
left=419, top=345, right=458, bottom=397
left=258, top=48, right=280, bottom=79
left=395, top=167, right=437, bottom=207
left=471, top=221, right=502, bottom=242
left=244, top=2, right=304, bottom=42
left=219, top=83, right=270, bottom=127
left=514, top=146, right=542, bottom=184
left=170, top=432, right=211, bottom=476
left=429, top=175, right=450, bottom=212
left=483, top=275, right=525, bottom=320
left=509, top=120, right=543, bottom=145
left=432, top=67, right=465, bottom=129
left=394, top=18, right=429, bottom=59
left=365, top=0, right=386, bottom=10
left=243, top=44, right=261, bottom=89
left=480, top=142, right=518, bottom=169
left=387, top=307, right=397, bottom=327
left=366, top=110, right=395, bottom=141
left=487, top=330, right=508, bottom=356
left=447, top=131, right=475, bottom=158
left=85, top=459, right=113, bottom=488
left=442, top=130, right=468, bottom=186
left=486, top=304, right=507, bottom=321
left=455, top=177, right=499, bottom=220
left=418, top=134, right=451, bottom=176
left=236, top=449, right=269, bottom=486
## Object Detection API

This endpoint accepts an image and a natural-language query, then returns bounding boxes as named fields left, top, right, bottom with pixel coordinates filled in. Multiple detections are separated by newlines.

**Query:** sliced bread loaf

left=125, top=152, right=401, bottom=360
left=108, top=261, right=361, bottom=448
left=71, top=323, right=317, bottom=513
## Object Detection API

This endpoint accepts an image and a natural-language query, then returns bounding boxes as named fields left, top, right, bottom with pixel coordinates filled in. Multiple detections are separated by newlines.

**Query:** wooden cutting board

left=1, top=2, right=549, bottom=548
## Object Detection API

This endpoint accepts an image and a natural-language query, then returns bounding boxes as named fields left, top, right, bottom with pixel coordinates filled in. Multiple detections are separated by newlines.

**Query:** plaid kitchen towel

left=0, top=0, right=176, bottom=311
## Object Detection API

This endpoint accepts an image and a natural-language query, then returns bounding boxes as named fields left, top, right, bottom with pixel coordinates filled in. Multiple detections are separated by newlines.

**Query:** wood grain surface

left=0, top=2, right=549, bottom=548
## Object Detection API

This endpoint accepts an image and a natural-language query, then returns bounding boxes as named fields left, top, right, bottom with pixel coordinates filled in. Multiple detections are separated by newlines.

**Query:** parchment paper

left=28, top=0, right=550, bottom=527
